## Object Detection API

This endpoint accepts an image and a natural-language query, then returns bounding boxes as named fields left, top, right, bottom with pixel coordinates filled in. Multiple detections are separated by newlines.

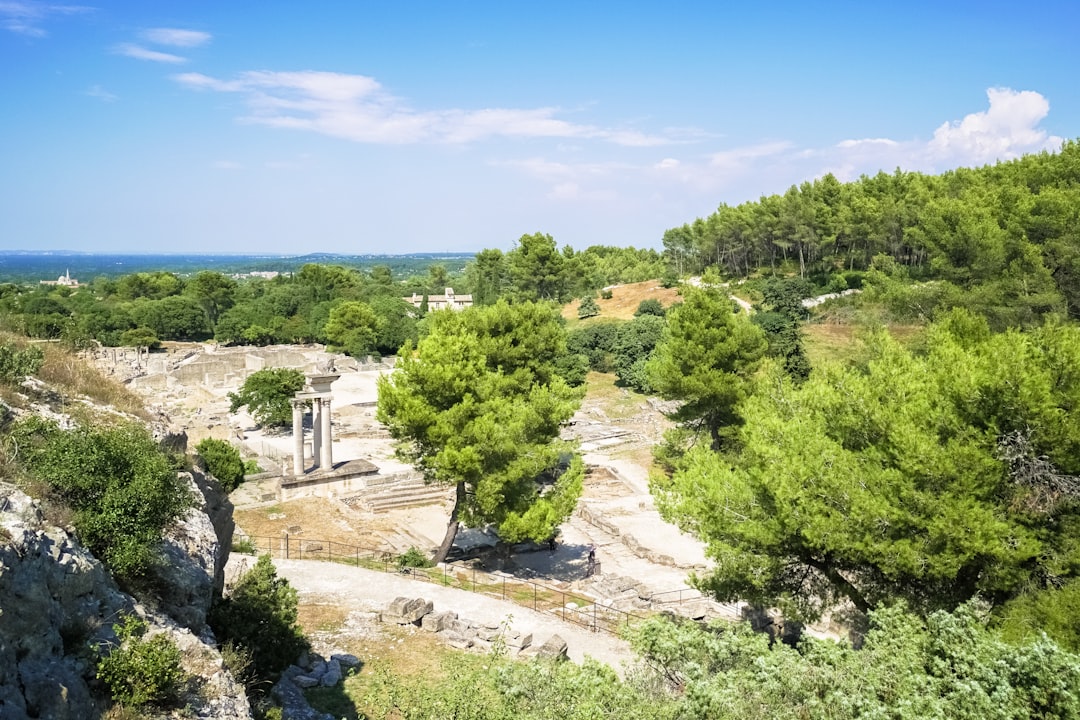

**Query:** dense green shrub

left=210, top=555, right=309, bottom=686
left=396, top=546, right=432, bottom=570
left=345, top=602, right=1080, bottom=720
left=119, top=326, right=161, bottom=350
left=195, top=437, right=245, bottom=491
left=0, top=340, right=43, bottom=383
left=97, top=615, right=186, bottom=709
left=8, top=417, right=194, bottom=585
left=567, top=320, right=621, bottom=373
left=612, top=314, right=666, bottom=392
left=553, top=350, right=590, bottom=387
left=634, top=298, right=665, bottom=317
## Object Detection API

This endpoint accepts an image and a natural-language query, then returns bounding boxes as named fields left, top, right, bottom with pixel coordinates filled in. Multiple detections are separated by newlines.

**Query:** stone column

left=311, top=398, right=322, bottom=469
left=291, top=400, right=304, bottom=476
left=319, top=397, right=333, bottom=470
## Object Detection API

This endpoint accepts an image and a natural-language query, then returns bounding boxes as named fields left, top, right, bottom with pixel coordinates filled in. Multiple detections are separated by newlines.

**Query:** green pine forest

left=5, top=141, right=1080, bottom=718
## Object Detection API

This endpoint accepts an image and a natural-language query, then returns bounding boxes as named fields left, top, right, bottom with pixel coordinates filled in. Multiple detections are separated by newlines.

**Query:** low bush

left=196, top=437, right=245, bottom=491
left=397, top=546, right=432, bottom=569
left=210, top=555, right=309, bottom=688
left=97, top=615, right=186, bottom=709
left=7, top=416, right=194, bottom=586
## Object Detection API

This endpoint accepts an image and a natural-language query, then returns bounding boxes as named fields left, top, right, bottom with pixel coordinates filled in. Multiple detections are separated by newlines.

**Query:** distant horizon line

left=0, top=250, right=478, bottom=257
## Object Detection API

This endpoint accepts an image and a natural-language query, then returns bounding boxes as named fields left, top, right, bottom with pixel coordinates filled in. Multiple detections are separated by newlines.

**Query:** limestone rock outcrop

left=0, top=481, right=250, bottom=719
left=153, top=467, right=235, bottom=634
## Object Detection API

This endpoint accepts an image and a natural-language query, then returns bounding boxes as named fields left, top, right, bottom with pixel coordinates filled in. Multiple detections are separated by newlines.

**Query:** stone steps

left=343, top=480, right=450, bottom=513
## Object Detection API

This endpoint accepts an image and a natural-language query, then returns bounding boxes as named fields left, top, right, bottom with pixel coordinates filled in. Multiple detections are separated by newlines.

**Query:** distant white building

left=40, top=270, right=79, bottom=288
left=405, top=287, right=473, bottom=311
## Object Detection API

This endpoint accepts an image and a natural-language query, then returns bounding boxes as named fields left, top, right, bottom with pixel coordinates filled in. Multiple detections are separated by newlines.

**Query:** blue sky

left=1, top=1, right=1077, bottom=255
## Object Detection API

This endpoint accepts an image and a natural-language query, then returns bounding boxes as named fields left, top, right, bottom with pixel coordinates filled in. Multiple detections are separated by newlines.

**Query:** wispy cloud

left=0, top=0, right=90, bottom=37
left=173, top=69, right=678, bottom=147
left=114, top=43, right=186, bottom=63
left=141, top=27, right=210, bottom=47
left=213, top=160, right=242, bottom=170
left=84, top=84, right=116, bottom=101
left=502, top=88, right=1064, bottom=204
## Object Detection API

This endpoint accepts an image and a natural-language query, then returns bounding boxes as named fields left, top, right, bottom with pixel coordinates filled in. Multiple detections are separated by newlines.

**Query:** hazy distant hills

left=0, top=251, right=475, bottom=283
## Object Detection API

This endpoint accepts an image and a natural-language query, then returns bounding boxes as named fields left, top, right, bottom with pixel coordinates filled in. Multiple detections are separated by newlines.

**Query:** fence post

left=281, top=532, right=289, bottom=559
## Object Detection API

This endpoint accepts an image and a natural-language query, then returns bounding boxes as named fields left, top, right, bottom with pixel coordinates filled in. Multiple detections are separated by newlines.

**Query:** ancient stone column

left=291, top=400, right=304, bottom=476
left=311, top=398, right=322, bottom=469
left=319, top=397, right=333, bottom=470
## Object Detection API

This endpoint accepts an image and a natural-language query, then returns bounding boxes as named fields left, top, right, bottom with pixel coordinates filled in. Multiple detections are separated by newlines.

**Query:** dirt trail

left=229, top=555, right=636, bottom=670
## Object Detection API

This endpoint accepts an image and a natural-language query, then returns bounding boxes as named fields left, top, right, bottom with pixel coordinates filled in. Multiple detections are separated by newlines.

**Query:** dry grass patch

left=583, top=372, right=645, bottom=420
left=804, top=323, right=925, bottom=365
left=36, top=343, right=149, bottom=419
left=562, top=279, right=681, bottom=325
left=297, top=603, right=352, bottom=634
left=234, top=497, right=401, bottom=551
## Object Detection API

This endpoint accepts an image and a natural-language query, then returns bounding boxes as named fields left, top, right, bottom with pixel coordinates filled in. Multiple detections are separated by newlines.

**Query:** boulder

left=331, top=653, right=361, bottom=669
left=293, top=675, right=320, bottom=689
left=320, top=659, right=342, bottom=687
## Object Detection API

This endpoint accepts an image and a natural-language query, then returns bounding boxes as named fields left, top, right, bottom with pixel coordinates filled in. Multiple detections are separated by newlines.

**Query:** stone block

left=301, top=541, right=323, bottom=553
left=505, top=632, right=532, bottom=650
left=535, top=634, right=568, bottom=660
left=383, top=597, right=433, bottom=625
left=293, top=675, right=319, bottom=689
left=421, top=610, right=457, bottom=633
left=647, top=551, right=676, bottom=566
left=439, top=630, right=474, bottom=649
left=475, top=626, right=502, bottom=642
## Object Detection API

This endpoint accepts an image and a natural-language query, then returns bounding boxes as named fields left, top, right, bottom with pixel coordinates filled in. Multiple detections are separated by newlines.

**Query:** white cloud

left=213, top=160, right=242, bottom=170
left=142, top=27, right=210, bottom=47
left=645, top=87, right=1064, bottom=197
left=928, top=87, right=1059, bottom=163
left=173, top=69, right=676, bottom=147
left=84, top=84, right=116, bottom=101
left=836, top=138, right=897, bottom=149
left=114, top=43, right=186, bottom=63
left=0, top=1, right=89, bottom=36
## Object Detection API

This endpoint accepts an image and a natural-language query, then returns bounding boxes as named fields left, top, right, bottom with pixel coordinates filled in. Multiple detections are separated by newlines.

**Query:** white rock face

left=154, top=467, right=236, bottom=633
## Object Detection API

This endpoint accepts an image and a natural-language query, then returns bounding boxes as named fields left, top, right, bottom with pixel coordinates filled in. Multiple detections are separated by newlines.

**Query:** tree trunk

left=431, top=481, right=466, bottom=565
left=806, top=556, right=872, bottom=615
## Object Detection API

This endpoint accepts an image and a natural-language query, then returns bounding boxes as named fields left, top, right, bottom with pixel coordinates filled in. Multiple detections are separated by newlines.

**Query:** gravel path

left=229, top=554, right=637, bottom=671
